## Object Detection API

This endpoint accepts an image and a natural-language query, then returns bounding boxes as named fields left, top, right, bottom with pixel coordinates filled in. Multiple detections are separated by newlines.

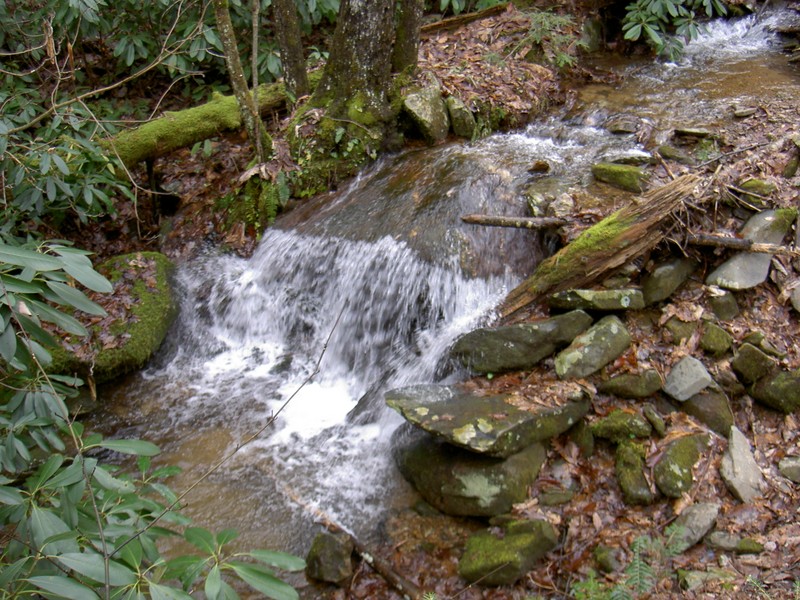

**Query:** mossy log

left=107, top=71, right=321, bottom=168
left=499, top=174, right=701, bottom=320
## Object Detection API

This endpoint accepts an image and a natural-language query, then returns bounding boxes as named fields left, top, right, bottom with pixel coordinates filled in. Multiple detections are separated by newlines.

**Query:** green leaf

left=28, top=453, right=65, bottom=489
left=0, top=323, right=17, bottom=363
left=29, top=505, right=73, bottom=552
left=0, top=243, right=63, bottom=272
left=205, top=564, right=222, bottom=600
left=58, top=552, right=137, bottom=586
left=45, top=281, right=106, bottom=315
left=27, top=299, right=87, bottom=336
left=216, top=529, right=239, bottom=546
left=61, top=260, right=113, bottom=293
left=185, top=527, right=216, bottom=554
left=227, top=561, right=298, bottom=600
left=248, top=549, right=305, bottom=572
left=148, top=582, right=195, bottom=600
left=0, top=273, right=43, bottom=294
left=98, top=439, right=161, bottom=456
left=0, top=485, right=24, bottom=505
left=27, top=575, right=100, bottom=600
left=92, top=465, right=135, bottom=493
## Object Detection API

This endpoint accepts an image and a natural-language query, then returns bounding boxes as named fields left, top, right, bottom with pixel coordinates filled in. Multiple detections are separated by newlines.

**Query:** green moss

left=653, top=434, right=708, bottom=498
left=591, top=410, right=652, bottom=443
left=592, top=162, right=647, bottom=192
left=615, top=441, right=655, bottom=505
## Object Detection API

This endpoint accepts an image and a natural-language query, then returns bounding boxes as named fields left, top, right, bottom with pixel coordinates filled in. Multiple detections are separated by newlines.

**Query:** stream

left=96, top=8, right=799, bottom=579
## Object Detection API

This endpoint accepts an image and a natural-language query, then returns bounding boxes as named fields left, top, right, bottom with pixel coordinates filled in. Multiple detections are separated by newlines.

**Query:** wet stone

left=663, top=356, right=715, bottom=402
left=597, top=369, right=662, bottom=399
left=641, top=257, right=698, bottom=305
left=305, top=531, right=354, bottom=584
left=591, top=409, right=652, bottom=443
left=548, top=288, right=644, bottom=311
left=385, top=383, right=591, bottom=458
left=669, top=502, right=720, bottom=554
left=731, top=343, right=777, bottom=384
left=591, top=162, right=647, bottom=192
left=654, top=434, right=709, bottom=498
left=450, top=310, right=593, bottom=374
left=555, top=315, right=632, bottom=379
left=445, top=95, right=476, bottom=139
left=720, top=426, right=764, bottom=503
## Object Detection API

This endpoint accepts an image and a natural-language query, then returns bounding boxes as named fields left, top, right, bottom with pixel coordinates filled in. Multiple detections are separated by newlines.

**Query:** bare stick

left=686, top=232, right=800, bottom=256
left=461, top=214, right=567, bottom=229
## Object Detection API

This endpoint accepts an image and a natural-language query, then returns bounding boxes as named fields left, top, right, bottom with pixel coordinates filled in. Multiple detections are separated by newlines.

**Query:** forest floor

left=70, top=4, right=800, bottom=599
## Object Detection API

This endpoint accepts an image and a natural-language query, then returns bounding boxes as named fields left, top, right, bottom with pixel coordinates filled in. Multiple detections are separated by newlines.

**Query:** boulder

left=705, top=531, right=764, bottom=554
left=305, top=532, right=354, bottom=583
left=663, top=356, right=714, bottom=402
left=459, top=520, right=558, bottom=586
left=681, top=387, right=734, bottom=436
left=547, top=289, right=644, bottom=311
left=705, top=208, right=797, bottom=290
left=392, top=425, right=546, bottom=517
left=597, top=369, right=662, bottom=399
left=778, top=456, right=800, bottom=483
left=668, top=502, right=720, bottom=553
left=591, top=410, right=652, bottom=443
left=719, top=426, right=764, bottom=503
left=555, top=315, right=631, bottom=379
left=591, top=162, right=647, bottom=192
left=403, top=80, right=450, bottom=144
left=615, top=442, right=656, bottom=505
left=385, top=383, right=591, bottom=458
left=750, top=368, right=800, bottom=413
left=445, top=96, right=476, bottom=139
left=653, top=434, right=709, bottom=498
left=450, top=310, right=593, bottom=374
left=641, top=258, right=698, bottom=305
left=731, top=343, right=777, bottom=384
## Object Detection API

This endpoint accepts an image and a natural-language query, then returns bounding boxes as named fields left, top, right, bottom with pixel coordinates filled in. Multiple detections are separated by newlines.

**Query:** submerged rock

left=720, top=427, right=764, bottom=503
left=705, top=208, right=797, bottom=290
left=392, top=425, right=546, bottom=517
left=555, top=315, right=631, bottom=379
left=548, top=288, right=644, bottom=311
left=591, top=162, right=647, bottom=192
left=459, top=520, right=558, bottom=586
left=654, top=434, right=709, bottom=498
left=385, top=383, right=591, bottom=458
left=450, top=310, right=593, bottom=374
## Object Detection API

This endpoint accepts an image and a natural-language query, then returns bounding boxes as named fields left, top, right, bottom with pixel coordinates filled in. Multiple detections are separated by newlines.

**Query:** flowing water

left=97, top=8, right=799, bottom=570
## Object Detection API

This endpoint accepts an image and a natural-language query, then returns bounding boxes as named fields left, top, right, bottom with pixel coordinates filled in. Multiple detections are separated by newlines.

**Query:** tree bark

left=392, top=0, right=423, bottom=73
left=499, top=174, right=701, bottom=321
left=213, top=0, right=269, bottom=162
left=272, top=0, right=309, bottom=102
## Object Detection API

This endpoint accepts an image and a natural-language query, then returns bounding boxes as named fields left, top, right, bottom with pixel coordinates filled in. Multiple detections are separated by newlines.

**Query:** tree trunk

left=312, top=0, right=395, bottom=120
left=499, top=174, right=701, bottom=321
left=272, top=0, right=309, bottom=102
left=392, top=0, right=423, bottom=73
left=213, top=0, right=269, bottom=162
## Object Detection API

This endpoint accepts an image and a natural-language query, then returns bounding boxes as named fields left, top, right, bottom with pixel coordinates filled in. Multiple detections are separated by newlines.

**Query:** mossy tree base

left=500, top=174, right=701, bottom=320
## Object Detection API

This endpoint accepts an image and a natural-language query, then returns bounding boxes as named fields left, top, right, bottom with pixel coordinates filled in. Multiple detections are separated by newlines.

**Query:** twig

left=696, top=141, right=771, bottom=168
left=462, top=214, right=567, bottom=229
left=686, top=232, right=800, bottom=256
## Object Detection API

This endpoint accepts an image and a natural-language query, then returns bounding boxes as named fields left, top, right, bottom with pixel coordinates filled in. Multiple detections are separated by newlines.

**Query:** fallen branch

left=499, top=174, right=701, bottom=320
left=687, top=232, right=800, bottom=256
left=461, top=214, right=566, bottom=229
left=421, top=2, right=510, bottom=33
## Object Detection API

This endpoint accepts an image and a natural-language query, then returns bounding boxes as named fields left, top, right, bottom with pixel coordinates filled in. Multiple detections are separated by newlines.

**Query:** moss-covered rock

left=591, top=162, right=647, bottom=192
left=615, top=442, right=656, bottom=505
left=591, top=410, right=652, bottom=443
left=731, top=343, right=777, bottom=384
left=749, top=368, right=800, bottom=413
left=597, top=369, right=662, bottom=398
left=653, top=434, right=709, bottom=498
left=305, top=531, right=354, bottom=583
left=51, top=252, right=176, bottom=384
left=458, top=520, right=558, bottom=585
left=681, top=387, right=734, bottom=436
left=700, top=322, right=733, bottom=356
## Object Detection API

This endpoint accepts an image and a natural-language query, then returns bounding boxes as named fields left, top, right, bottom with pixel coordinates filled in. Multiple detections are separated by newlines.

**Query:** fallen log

left=499, top=174, right=701, bottom=320
left=106, top=71, right=321, bottom=168
left=462, top=214, right=567, bottom=229
left=421, top=2, right=510, bottom=33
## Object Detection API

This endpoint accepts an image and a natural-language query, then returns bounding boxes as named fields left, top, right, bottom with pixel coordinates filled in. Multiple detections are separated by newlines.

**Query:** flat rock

left=641, top=258, right=698, bottom=304
left=392, top=425, right=546, bottom=517
left=720, top=426, right=764, bottom=503
left=591, top=162, right=647, bottom=192
left=548, top=289, right=644, bottom=311
left=669, top=502, right=720, bottom=554
left=451, top=310, right=593, bottom=374
left=663, top=356, right=714, bottom=402
left=555, top=315, right=631, bottom=379
left=591, top=409, right=652, bottom=443
left=385, top=383, right=591, bottom=458
left=597, top=369, right=662, bottom=398
left=706, top=208, right=797, bottom=290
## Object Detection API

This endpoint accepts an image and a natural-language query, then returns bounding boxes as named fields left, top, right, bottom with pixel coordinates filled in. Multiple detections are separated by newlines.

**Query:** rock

left=445, top=96, right=476, bottom=139
left=604, top=113, right=641, bottom=134
left=706, top=531, right=764, bottom=554
left=778, top=456, right=800, bottom=482
left=731, top=343, right=777, bottom=384
left=385, top=383, right=591, bottom=458
left=539, top=488, right=574, bottom=506
left=737, top=178, right=777, bottom=206
left=594, top=545, right=623, bottom=573
left=708, top=290, right=740, bottom=321
left=792, top=287, right=800, bottom=314
left=784, top=154, right=799, bottom=179
left=591, top=410, right=652, bottom=443
left=678, top=567, right=736, bottom=591
left=450, top=310, right=593, bottom=374
left=653, top=434, right=709, bottom=498
left=305, top=531, right=354, bottom=583
left=615, top=442, right=656, bottom=505
left=700, top=322, right=733, bottom=356
left=392, top=425, right=546, bottom=517
left=657, top=144, right=696, bottom=165
left=51, top=252, right=177, bottom=384
left=720, top=426, right=764, bottom=503
left=548, top=289, right=644, bottom=311
left=681, top=387, right=734, bottom=436
left=750, top=368, right=800, bottom=413
left=674, top=127, right=714, bottom=139
left=641, top=258, right=698, bottom=304
left=664, top=317, right=698, bottom=344
left=459, top=520, right=558, bottom=586
left=597, top=369, right=662, bottom=398
left=733, top=107, right=758, bottom=118
left=742, top=331, right=786, bottom=358
left=569, top=419, right=595, bottom=457
left=591, top=162, right=647, bottom=192
left=643, top=404, right=666, bottom=437
left=555, top=315, right=632, bottom=379
left=403, top=80, right=450, bottom=144
left=663, top=356, right=715, bottom=402
left=668, top=502, right=720, bottom=553
left=705, top=208, right=798, bottom=290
